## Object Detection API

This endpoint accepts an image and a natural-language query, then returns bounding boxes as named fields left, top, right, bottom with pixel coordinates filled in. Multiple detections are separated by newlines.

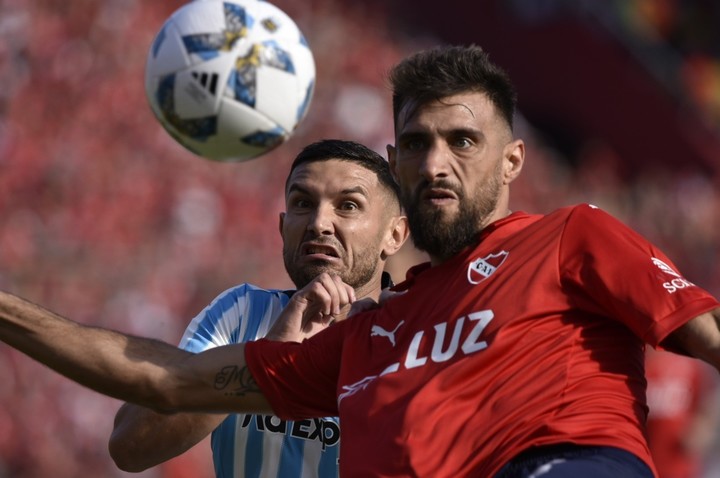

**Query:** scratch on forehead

left=455, top=102, right=477, bottom=118
left=398, top=97, right=477, bottom=128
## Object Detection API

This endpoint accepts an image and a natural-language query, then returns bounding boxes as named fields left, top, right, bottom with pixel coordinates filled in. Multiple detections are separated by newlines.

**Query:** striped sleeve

left=179, top=283, right=292, bottom=352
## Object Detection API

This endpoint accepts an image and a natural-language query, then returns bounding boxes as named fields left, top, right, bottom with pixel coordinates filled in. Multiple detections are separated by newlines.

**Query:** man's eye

left=453, top=137, right=472, bottom=148
left=292, top=198, right=311, bottom=208
left=340, top=201, right=359, bottom=211
left=401, top=138, right=425, bottom=152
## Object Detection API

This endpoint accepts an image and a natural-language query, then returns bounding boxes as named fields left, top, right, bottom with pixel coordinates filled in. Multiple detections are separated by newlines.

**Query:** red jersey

left=246, top=205, right=719, bottom=477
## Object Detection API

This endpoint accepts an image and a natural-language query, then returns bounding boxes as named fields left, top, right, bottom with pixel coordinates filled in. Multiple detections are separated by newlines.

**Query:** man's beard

left=404, top=175, right=502, bottom=261
left=283, top=242, right=378, bottom=290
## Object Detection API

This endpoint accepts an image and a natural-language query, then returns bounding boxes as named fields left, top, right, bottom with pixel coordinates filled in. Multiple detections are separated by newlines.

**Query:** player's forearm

left=669, top=307, right=720, bottom=371
left=0, top=290, right=271, bottom=414
left=0, top=290, right=191, bottom=409
left=109, top=403, right=225, bottom=472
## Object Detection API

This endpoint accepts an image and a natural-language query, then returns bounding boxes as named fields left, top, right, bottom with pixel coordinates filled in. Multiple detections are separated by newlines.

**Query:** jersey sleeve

left=558, top=204, right=719, bottom=347
left=179, top=284, right=289, bottom=352
left=245, top=322, right=346, bottom=420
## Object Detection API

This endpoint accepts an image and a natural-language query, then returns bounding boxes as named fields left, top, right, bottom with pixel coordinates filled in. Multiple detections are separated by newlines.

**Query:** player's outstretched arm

left=109, top=276, right=356, bottom=470
left=0, top=290, right=272, bottom=413
left=109, top=405, right=225, bottom=472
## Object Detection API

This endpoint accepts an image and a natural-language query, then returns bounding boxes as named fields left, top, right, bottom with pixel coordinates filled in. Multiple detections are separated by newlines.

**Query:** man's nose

left=418, top=144, right=450, bottom=182
left=307, top=204, right=335, bottom=235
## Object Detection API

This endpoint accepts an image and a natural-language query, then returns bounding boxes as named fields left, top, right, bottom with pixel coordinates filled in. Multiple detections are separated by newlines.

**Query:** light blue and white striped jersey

left=179, top=283, right=340, bottom=478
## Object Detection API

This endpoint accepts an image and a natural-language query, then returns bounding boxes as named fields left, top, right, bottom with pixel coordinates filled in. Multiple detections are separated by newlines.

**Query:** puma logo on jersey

left=652, top=257, right=695, bottom=293
left=370, top=320, right=405, bottom=346
left=339, top=311, right=494, bottom=404
left=468, top=251, right=508, bottom=284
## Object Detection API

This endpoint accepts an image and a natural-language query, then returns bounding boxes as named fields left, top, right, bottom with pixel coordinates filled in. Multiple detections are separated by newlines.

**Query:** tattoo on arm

left=214, top=365, right=260, bottom=396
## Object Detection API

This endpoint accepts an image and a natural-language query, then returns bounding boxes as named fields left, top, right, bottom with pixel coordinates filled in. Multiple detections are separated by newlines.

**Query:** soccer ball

left=145, top=0, right=316, bottom=162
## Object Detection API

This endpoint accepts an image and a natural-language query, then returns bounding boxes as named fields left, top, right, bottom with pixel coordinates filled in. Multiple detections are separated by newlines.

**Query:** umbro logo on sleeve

left=651, top=257, right=695, bottom=294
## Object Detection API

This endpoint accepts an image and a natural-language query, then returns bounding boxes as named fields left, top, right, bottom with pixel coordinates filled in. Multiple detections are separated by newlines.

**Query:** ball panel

left=172, top=54, right=236, bottom=118
left=255, top=66, right=305, bottom=132
left=244, top=1, right=300, bottom=40
left=209, top=97, right=287, bottom=161
left=155, top=74, right=219, bottom=141
left=180, top=2, right=254, bottom=62
left=296, top=78, right=315, bottom=126
left=170, top=1, right=230, bottom=39
left=146, top=22, right=191, bottom=78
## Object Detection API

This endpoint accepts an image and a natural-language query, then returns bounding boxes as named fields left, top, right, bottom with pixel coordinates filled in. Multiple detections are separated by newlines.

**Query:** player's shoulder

left=215, top=282, right=293, bottom=302
left=548, top=203, right=620, bottom=225
left=547, top=203, right=636, bottom=249
left=200, top=282, right=294, bottom=320
left=181, top=283, right=296, bottom=350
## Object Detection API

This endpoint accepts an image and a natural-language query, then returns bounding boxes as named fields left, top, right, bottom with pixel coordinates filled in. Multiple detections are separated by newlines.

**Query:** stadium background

left=0, top=0, right=719, bottom=476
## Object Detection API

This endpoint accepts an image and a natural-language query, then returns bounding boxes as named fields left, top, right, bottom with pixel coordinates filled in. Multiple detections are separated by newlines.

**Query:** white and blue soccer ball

left=145, top=0, right=316, bottom=162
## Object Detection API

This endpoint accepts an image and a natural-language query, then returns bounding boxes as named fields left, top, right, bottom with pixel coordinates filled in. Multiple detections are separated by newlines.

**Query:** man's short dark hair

left=287, top=139, right=401, bottom=205
left=388, top=44, right=517, bottom=130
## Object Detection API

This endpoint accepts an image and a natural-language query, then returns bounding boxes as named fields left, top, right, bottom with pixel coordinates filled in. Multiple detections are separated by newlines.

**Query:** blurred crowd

left=611, top=0, right=720, bottom=128
left=0, top=0, right=718, bottom=477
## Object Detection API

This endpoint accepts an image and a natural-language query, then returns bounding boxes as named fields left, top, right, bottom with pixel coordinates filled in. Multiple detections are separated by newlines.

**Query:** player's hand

left=266, top=273, right=355, bottom=342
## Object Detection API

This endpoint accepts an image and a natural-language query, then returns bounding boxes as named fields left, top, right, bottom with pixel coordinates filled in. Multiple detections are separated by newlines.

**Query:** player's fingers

left=312, top=273, right=352, bottom=317
left=294, top=273, right=330, bottom=310
left=298, top=273, right=355, bottom=328
left=311, top=273, right=335, bottom=317
left=328, top=273, right=355, bottom=315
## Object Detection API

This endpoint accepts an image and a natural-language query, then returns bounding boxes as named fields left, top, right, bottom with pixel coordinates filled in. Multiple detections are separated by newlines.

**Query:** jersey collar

left=392, top=211, right=530, bottom=292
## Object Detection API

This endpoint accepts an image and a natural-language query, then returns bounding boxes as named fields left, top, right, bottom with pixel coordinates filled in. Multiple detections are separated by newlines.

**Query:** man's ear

left=503, top=139, right=525, bottom=185
left=278, top=212, right=285, bottom=236
left=381, top=215, right=410, bottom=260
left=386, top=144, right=398, bottom=180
